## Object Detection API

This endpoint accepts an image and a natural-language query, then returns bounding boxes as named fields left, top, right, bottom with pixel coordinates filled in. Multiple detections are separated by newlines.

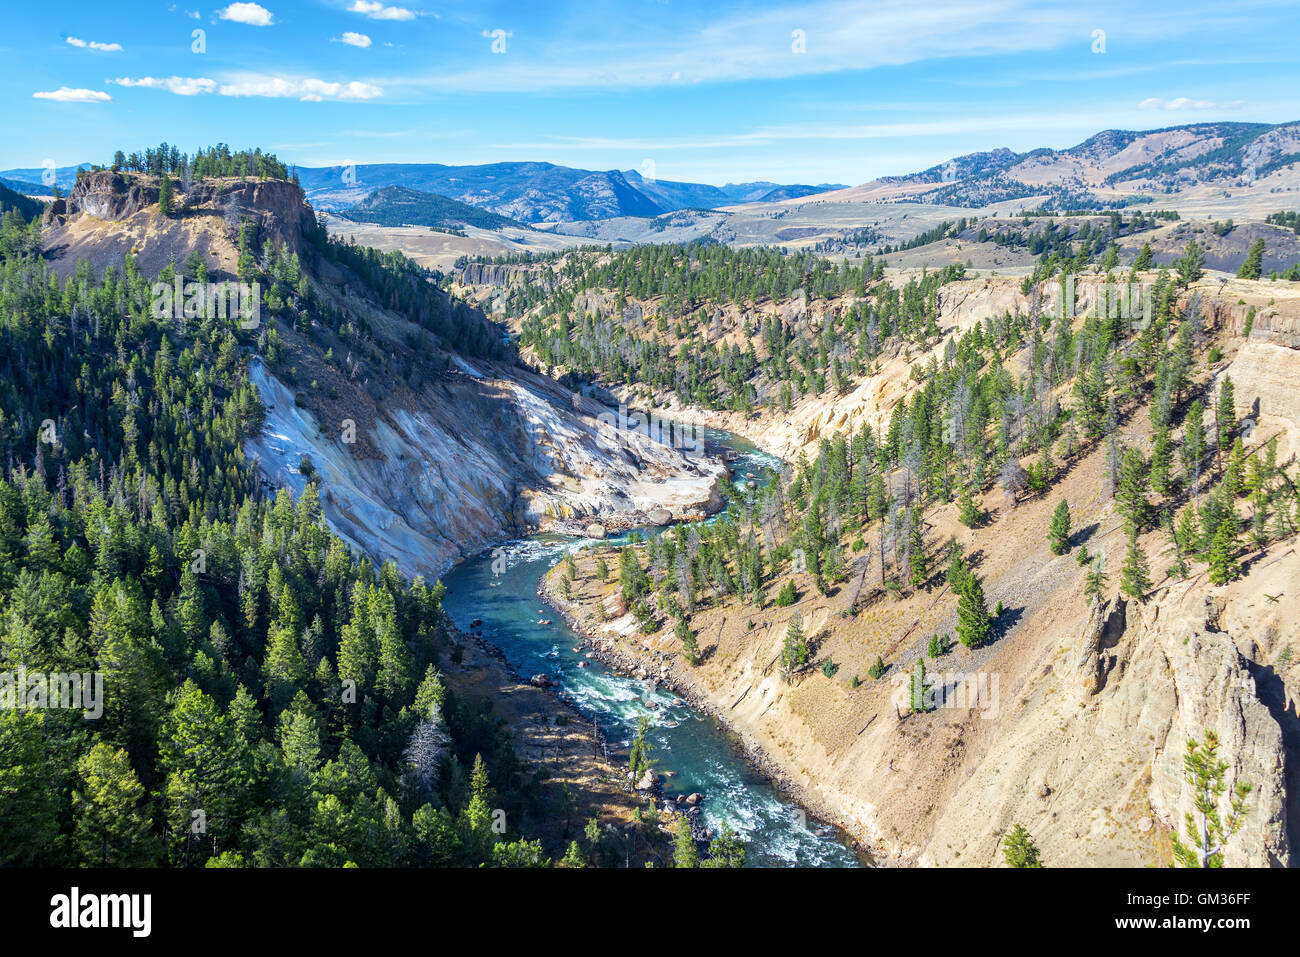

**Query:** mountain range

left=818, top=120, right=1300, bottom=211
left=293, top=161, right=845, bottom=223
left=6, top=120, right=1298, bottom=228
left=338, top=184, right=525, bottom=231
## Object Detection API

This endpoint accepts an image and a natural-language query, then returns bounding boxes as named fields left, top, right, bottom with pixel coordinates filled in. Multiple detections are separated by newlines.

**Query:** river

left=441, top=429, right=864, bottom=867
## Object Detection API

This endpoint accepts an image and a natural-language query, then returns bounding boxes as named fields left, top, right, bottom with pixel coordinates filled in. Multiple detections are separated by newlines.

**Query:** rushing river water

left=442, top=429, right=864, bottom=867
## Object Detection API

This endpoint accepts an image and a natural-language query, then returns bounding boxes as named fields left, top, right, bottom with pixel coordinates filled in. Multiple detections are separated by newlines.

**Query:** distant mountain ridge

left=0, top=181, right=45, bottom=220
left=834, top=120, right=1300, bottom=211
left=618, top=169, right=845, bottom=210
left=339, top=185, right=524, bottom=231
left=8, top=119, right=1298, bottom=226
left=0, top=165, right=91, bottom=193
left=294, top=161, right=844, bottom=223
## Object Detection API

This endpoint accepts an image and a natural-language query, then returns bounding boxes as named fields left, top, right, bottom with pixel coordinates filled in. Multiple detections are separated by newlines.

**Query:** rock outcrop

left=245, top=358, right=727, bottom=578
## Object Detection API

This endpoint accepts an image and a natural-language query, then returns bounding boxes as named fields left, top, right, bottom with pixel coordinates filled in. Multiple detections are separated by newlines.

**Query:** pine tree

left=560, top=840, right=586, bottom=868
left=1119, top=528, right=1151, bottom=601
left=1176, top=240, right=1204, bottom=285
left=461, top=753, right=498, bottom=859
left=1237, top=238, right=1265, bottom=280
left=1182, top=398, right=1206, bottom=481
left=958, top=485, right=983, bottom=528
left=676, top=616, right=701, bottom=665
left=1048, top=499, right=1071, bottom=555
left=672, top=816, right=699, bottom=868
left=702, top=826, right=746, bottom=868
left=1216, top=376, right=1236, bottom=464
left=1223, top=438, right=1245, bottom=500
left=780, top=612, right=808, bottom=681
left=1176, top=504, right=1202, bottom=561
left=72, top=742, right=157, bottom=866
left=1117, top=446, right=1151, bottom=532
left=1150, top=425, right=1173, bottom=497
left=1084, top=556, right=1108, bottom=607
left=1133, top=242, right=1154, bottom=272
left=0, top=712, right=59, bottom=866
left=907, top=508, right=928, bottom=588
left=1101, top=244, right=1119, bottom=272
left=158, top=173, right=173, bottom=217
left=910, top=656, right=929, bottom=714
left=1002, top=823, right=1042, bottom=868
left=955, top=567, right=992, bottom=649
left=1170, top=731, right=1252, bottom=868
left=1207, top=517, right=1240, bottom=585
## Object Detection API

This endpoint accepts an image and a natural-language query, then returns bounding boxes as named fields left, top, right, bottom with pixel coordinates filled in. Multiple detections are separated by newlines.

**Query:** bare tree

left=403, top=711, right=450, bottom=806
left=998, top=456, right=1028, bottom=506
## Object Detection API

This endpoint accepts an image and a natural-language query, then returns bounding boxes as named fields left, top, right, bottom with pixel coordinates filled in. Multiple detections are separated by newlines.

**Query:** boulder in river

left=685, top=792, right=703, bottom=807
left=646, top=507, right=673, bottom=526
left=585, top=523, right=607, bottom=539
left=635, top=768, right=657, bottom=790
left=528, top=674, right=553, bottom=688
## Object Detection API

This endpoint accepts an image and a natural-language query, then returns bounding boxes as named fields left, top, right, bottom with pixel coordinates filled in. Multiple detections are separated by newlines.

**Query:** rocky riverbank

left=437, top=615, right=674, bottom=860
left=458, top=606, right=723, bottom=848
left=538, top=574, right=875, bottom=863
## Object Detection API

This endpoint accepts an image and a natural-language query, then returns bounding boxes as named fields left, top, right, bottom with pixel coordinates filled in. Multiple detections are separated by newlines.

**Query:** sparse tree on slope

left=672, top=816, right=699, bottom=868
left=1207, top=517, right=1240, bottom=586
left=955, top=565, right=992, bottom=649
left=1237, top=239, right=1265, bottom=280
left=1170, top=731, right=1252, bottom=868
left=1049, top=499, right=1072, bottom=555
left=1002, top=823, right=1042, bottom=868
left=1084, top=555, right=1108, bottom=607
left=1120, top=528, right=1151, bottom=602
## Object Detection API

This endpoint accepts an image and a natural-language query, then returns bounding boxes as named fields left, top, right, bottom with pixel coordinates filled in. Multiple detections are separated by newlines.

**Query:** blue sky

left=4, top=0, right=1299, bottom=185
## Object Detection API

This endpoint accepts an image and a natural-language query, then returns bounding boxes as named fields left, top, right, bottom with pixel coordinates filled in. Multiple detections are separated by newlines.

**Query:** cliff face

left=456, top=260, right=556, bottom=291
left=594, top=276, right=1300, bottom=467
left=538, top=274, right=1300, bottom=867
left=38, top=170, right=727, bottom=579
left=41, top=170, right=314, bottom=282
left=548, top=465, right=1300, bottom=868
left=245, top=357, right=726, bottom=578
left=50, top=169, right=311, bottom=241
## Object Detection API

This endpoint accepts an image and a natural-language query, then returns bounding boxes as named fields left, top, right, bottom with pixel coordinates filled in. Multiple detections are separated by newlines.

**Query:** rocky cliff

left=39, top=170, right=728, bottom=579
left=245, top=356, right=726, bottom=578
left=41, top=169, right=314, bottom=282
left=539, top=274, right=1300, bottom=867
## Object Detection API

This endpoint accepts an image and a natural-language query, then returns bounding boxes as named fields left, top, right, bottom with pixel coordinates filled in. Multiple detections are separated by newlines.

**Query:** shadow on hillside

left=993, top=604, right=1025, bottom=639
left=1072, top=522, right=1100, bottom=548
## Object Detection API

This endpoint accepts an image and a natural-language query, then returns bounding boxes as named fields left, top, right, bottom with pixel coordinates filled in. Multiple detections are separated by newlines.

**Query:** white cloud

left=111, top=76, right=218, bottom=95
left=1139, top=97, right=1242, bottom=111
left=217, top=74, right=383, bottom=100
left=339, top=31, right=372, bottom=48
left=108, top=72, right=382, bottom=101
left=349, top=0, right=416, bottom=21
left=66, top=36, right=123, bottom=52
left=218, top=3, right=274, bottom=26
left=33, top=87, right=112, bottom=103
